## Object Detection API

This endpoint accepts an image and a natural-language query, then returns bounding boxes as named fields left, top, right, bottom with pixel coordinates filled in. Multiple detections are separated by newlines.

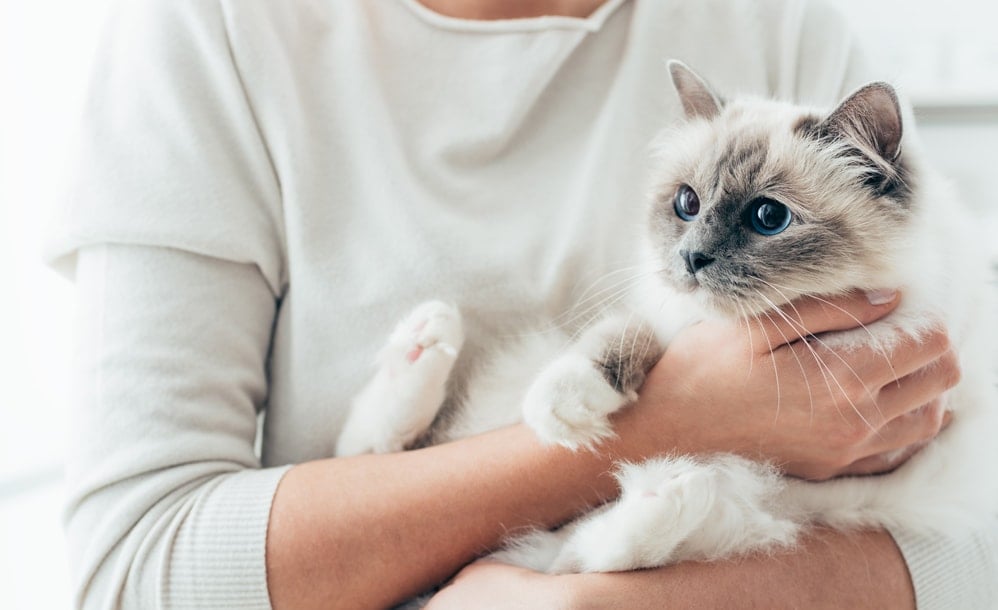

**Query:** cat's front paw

left=522, top=354, right=635, bottom=451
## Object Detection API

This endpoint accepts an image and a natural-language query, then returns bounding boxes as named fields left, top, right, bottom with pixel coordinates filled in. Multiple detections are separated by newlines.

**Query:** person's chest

left=228, top=0, right=775, bottom=465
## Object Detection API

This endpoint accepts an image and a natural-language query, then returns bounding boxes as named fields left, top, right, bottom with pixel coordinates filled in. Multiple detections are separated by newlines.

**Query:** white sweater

left=48, top=0, right=998, bottom=608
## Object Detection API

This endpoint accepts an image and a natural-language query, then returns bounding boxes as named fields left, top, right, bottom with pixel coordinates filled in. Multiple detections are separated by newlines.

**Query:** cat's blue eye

left=748, top=198, right=792, bottom=235
left=674, top=184, right=700, bottom=221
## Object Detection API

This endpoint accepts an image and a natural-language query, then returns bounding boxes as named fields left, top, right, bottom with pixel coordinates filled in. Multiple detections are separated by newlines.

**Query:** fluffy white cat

left=336, top=61, right=998, bottom=575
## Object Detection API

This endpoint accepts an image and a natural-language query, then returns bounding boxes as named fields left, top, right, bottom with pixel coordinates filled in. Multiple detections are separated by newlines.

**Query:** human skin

left=415, top=0, right=609, bottom=20
left=267, top=292, right=958, bottom=609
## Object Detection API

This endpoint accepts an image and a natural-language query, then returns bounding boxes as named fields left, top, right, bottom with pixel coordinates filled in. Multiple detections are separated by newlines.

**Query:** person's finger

left=753, top=289, right=900, bottom=352
left=872, top=347, right=960, bottom=419
left=777, top=326, right=954, bottom=424
left=839, top=408, right=952, bottom=477
left=839, top=443, right=925, bottom=476
left=859, top=399, right=948, bottom=458
left=859, top=326, right=954, bottom=389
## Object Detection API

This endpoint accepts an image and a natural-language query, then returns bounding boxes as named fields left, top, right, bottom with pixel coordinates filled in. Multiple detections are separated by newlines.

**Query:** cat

left=335, top=61, right=998, bottom=575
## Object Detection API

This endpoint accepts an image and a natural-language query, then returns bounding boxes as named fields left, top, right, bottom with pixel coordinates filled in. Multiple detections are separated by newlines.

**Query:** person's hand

left=425, top=561, right=578, bottom=610
left=612, top=290, right=959, bottom=480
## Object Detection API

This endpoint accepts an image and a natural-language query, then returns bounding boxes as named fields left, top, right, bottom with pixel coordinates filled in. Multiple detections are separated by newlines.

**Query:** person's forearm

left=567, top=527, right=916, bottom=609
left=267, top=423, right=626, bottom=610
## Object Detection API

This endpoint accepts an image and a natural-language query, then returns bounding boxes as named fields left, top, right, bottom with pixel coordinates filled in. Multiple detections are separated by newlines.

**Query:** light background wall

left=836, top=0, right=998, bottom=263
left=2, top=1, right=111, bottom=608
left=1, top=1, right=996, bottom=607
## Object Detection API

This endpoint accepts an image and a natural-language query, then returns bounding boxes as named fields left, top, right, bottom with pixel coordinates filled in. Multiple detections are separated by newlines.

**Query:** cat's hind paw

left=549, top=459, right=720, bottom=573
left=336, top=300, right=464, bottom=456
left=382, top=300, right=464, bottom=369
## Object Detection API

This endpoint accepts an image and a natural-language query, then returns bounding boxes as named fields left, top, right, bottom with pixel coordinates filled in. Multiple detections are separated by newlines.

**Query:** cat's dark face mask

left=648, top=62, right=914, bottom=318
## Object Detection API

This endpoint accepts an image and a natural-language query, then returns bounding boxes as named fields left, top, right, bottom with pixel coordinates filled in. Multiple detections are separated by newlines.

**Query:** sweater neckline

left=397, top=0, right=630, bottom=34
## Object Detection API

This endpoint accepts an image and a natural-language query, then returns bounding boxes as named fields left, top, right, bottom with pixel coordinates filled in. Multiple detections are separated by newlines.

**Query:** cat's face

left=648, top=63, right=915, bottom=318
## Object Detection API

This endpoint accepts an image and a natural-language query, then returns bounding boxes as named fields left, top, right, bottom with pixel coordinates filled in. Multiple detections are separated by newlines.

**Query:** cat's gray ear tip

left=868, top=81, right=900, bottom=97
left=666, top=59, right=693, bottom=79
left=854, top=82, right=902, bottom=107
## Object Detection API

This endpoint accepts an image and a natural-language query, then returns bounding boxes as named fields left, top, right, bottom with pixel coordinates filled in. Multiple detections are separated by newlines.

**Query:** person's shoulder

left=107, top=0, right=353, bottom=39
left=108, top=0, right=224, bottom=28
left=99, top=0, right=229, bottom=56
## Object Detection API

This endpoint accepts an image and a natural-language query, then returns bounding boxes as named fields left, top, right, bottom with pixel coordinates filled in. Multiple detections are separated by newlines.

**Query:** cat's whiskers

left=637, top=331, right=658, bottom=380
left=756, top=279, right=894, bottom=427
left=634, top=298, right=663, bottom=384
left=758, top=278, right=900, bottom=387
left=555, top=269, right=660, bottom=341
left=754, top=290, right=848, bottom=425
left=569, top=264, right=649, bottom=299
left=755, top=309, right=784, bottom=422
left=768, top=305, right=816, bottom=421
left=756, top=302, right=821, bottom=424
left=562, top=264, right=651, bottom=321
left=734, top=301, right=756, bottom=381
left=616, top=308, right=639, bottom=391
left=753, top=289, right=881, bottom=432
left=754, top=281, right=886, bottom=406
left=507, top=270, right=651, bottom=344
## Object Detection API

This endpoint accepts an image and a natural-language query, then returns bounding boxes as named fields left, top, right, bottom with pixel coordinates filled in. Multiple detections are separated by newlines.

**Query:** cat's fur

left=336, top=61, right=998, bottom=574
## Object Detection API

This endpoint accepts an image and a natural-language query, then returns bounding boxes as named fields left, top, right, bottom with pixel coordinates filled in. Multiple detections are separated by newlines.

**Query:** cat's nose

left=680, top=250, right=715, bottom=275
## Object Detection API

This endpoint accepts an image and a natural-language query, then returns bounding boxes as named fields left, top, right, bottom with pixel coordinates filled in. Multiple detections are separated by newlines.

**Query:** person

left=48, top=0, right=998, bottom=608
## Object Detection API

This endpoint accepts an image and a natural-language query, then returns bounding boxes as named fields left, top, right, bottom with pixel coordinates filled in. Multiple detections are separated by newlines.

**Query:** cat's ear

left=820, top=83, right=903, bottom=162
left=668, top=60, right=723, bottom=121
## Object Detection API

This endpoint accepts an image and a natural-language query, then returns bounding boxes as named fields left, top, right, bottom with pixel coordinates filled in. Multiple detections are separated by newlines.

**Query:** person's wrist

left=546, top=573, right=606, bottom=610
left=606, top=375, right=716, bottom=464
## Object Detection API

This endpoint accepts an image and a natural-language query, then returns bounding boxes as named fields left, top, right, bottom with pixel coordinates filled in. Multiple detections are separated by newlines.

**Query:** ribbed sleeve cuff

left=163, top=466, right=292, bottom=609
left=887, top=523, right=998, bottom=610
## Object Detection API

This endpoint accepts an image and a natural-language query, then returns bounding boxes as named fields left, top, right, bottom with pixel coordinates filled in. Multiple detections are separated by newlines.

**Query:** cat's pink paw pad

left=387, top=301, right=464, bottom=367
left=405, top=344, right=424, bottom=363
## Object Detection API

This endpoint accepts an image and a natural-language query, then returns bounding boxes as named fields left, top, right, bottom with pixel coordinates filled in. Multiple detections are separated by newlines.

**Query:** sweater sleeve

left=46, top=0, right=285, bottom=295
left=68, top=244, right=289, bottom=610
left=48, top=1, right=290, bottom=607
left=787, top=2, right=998, bottom=608
left=888, top=519, right=998, bottom=610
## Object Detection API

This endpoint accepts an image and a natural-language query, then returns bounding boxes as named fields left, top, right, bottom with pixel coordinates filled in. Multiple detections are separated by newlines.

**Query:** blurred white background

left=2, top=0, right=112, bottom=608
left=1, top=1, right=996, bottom=608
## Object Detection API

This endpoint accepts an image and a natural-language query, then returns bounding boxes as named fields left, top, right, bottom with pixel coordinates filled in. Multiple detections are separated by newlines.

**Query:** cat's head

left=648, top=61, right=916, bottom=317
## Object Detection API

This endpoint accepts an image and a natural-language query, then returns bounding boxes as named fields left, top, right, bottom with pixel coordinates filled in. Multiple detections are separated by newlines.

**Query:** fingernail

left=865, top=289, right=898, bottom=305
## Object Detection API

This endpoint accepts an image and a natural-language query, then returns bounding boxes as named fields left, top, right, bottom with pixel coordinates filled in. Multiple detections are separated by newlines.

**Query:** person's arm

left=427, top=528, right=917, bottom=610
left=66, top=244, right=285, bottom=610
left=54, top=2, right=289, bottom=605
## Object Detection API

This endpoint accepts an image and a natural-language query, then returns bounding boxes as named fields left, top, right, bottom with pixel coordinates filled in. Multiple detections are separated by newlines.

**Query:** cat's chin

left=675, top=283, right=744, bottom=319
left=671, top=275, right=700, bottom=294
left=663, top=275, right=777, bottom=320
left=696, top=294, right=745, bottom=319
